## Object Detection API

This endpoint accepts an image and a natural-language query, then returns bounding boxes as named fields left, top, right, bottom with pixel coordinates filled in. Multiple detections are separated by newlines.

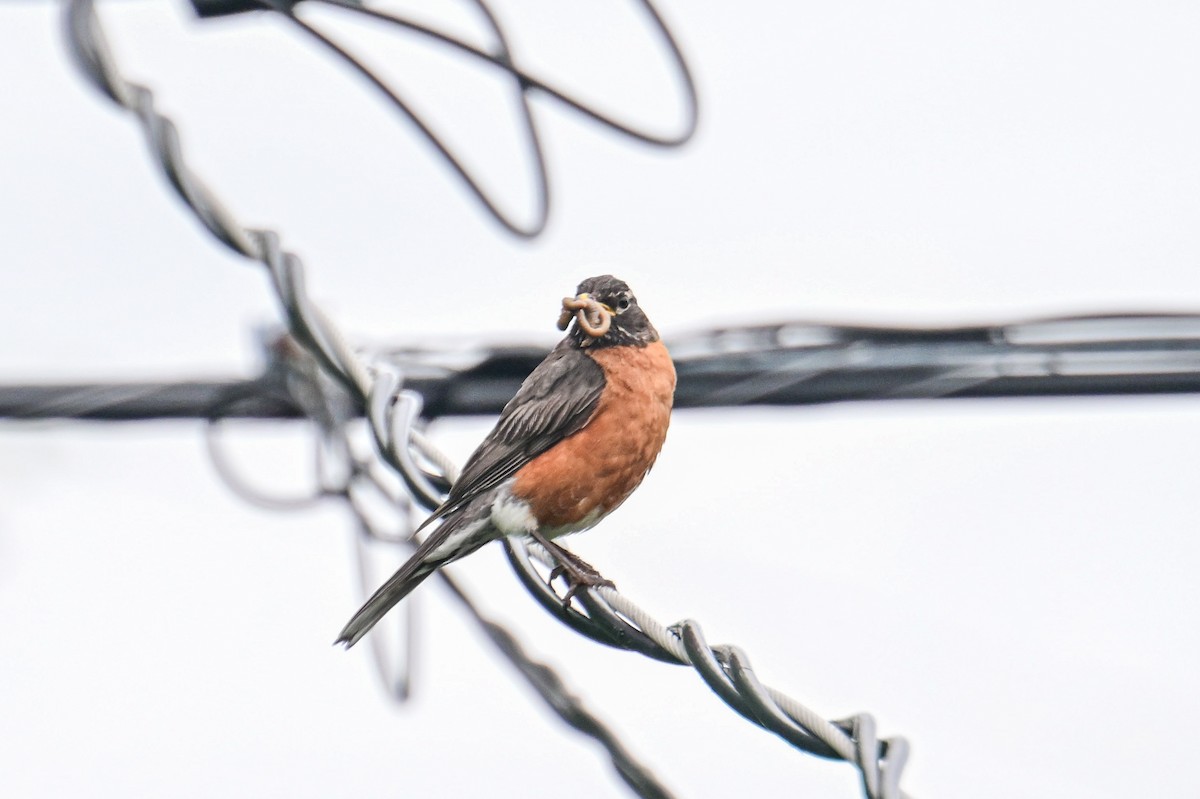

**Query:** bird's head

left=558, top=275, right=659, bottom=348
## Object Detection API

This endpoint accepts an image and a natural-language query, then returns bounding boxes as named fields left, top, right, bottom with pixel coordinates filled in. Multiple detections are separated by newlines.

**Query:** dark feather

left=335, top=507, right=484, bottom=647
left=420, top=339, right=606, bottom=529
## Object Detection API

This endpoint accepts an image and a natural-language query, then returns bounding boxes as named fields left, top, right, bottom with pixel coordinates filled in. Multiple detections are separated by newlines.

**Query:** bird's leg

left=527, top=529, right=614, bottom=606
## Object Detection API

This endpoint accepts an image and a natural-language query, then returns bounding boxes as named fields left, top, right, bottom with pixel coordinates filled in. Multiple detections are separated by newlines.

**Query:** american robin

left=337, top=275, right=675, bottom=647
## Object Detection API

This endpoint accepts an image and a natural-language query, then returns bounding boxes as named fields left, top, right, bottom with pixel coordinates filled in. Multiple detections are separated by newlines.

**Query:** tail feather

left=336, top=514, right=486, bottom=648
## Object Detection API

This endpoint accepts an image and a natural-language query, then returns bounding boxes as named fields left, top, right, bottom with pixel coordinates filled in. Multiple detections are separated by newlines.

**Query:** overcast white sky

left=3, top=2, right=1200, bottom=798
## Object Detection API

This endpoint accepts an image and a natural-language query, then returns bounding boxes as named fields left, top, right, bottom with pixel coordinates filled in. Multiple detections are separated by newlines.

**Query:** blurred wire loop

left=156, top=0, right=698, bottom=237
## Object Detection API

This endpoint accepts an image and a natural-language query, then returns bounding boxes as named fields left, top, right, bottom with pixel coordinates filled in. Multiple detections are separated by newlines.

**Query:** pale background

left=2, top=2, right=1199, bottom=798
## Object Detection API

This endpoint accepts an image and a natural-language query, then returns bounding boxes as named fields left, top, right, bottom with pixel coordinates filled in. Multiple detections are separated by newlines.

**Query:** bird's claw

left=549, top=562, right=615, bottom=609
left=528, top=528, right=615, bottom=608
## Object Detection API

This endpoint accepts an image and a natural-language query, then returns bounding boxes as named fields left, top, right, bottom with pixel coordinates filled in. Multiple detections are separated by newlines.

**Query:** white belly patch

left=489, top=485, right=605, bottom=539
left=489, top=486, right=539, bottom=536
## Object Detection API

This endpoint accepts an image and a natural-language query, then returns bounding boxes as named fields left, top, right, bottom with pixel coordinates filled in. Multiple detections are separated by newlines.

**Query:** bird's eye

left=616, top=297, right=631, bottom=312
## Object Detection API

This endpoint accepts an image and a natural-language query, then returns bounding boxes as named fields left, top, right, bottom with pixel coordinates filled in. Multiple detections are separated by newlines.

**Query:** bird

left=337, top=275, right=676, bottom=648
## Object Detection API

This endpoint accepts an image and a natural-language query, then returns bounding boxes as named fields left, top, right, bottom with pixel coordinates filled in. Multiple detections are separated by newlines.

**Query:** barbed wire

left=59, top=1, right=910, bottom=797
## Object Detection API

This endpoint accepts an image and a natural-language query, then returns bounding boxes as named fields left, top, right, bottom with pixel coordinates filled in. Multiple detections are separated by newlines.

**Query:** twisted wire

left=61, top=2, right=905, bottom=797
left=503, top=542, right=911, bottom=799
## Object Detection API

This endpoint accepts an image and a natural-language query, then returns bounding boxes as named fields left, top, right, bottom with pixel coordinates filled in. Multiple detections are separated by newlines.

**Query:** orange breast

left=512, top=340, right=676, bottom=534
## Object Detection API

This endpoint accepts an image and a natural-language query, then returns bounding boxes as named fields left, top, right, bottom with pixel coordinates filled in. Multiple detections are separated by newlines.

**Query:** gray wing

left=421, top=340, right=605, bottom=528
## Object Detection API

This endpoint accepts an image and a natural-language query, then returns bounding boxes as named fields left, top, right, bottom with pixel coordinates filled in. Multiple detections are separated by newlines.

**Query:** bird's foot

left=548, top=560, right=615, bottom=607
left=529, top=530, right=614, bottom=608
